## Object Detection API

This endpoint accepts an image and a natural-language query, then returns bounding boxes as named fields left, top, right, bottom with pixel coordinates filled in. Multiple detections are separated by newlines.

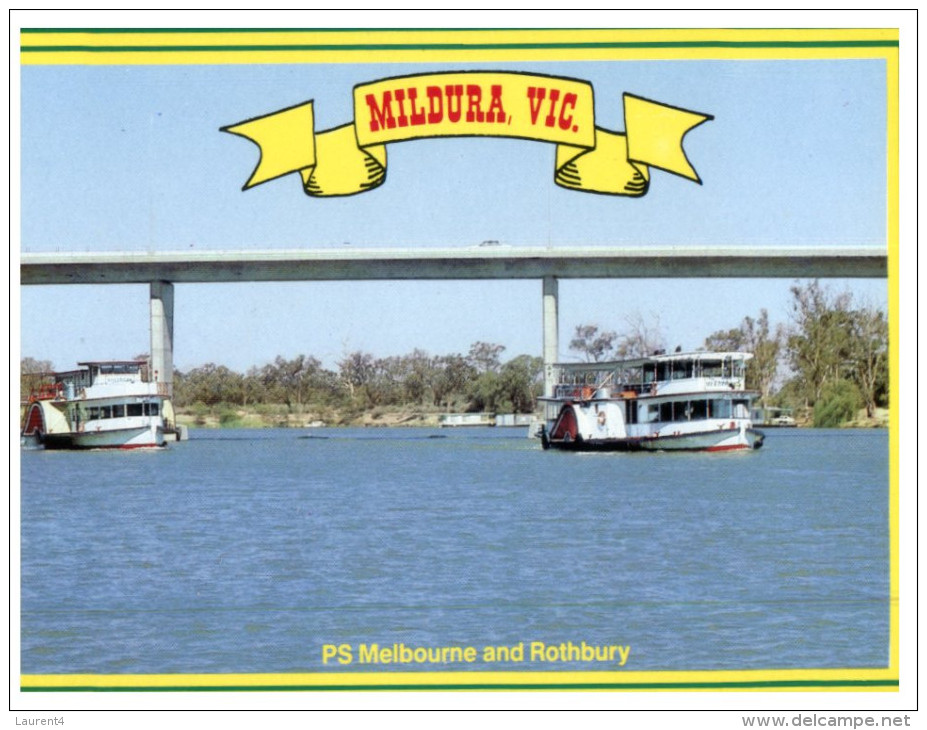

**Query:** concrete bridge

left=21, top=245, right=888, bottom=396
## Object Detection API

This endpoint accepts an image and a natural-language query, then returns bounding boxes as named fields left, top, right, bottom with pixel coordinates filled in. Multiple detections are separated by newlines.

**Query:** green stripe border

left=23, top=679, right=900, bottom=692
left=20, top=41, right=898, bottom=53
left=19, top=28, right=899, bottom=54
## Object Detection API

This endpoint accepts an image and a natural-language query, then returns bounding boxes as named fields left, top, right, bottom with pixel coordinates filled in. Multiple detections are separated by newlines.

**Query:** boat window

left=99, top=406, right=112, bottom=419
left=733, top=399, right=750, bottom=418
left=642, top=403, right=659, bottom=422
left=99, top=363, right=138, bottom=375
left=127, top=403, right=143, bottom=417
left=147, top=402, right=160, bottom=416
left=710, top=399, right=732, bottom=419
left=643, top=365, right=655, bottom=384
left=111, top=404, right=125, bottom=418
left=659, top=402, right=673, bottom=422
left=672, top=362, right=693, bottom=380
left=690, top=399, right=708, bottom=420
left=671, top=401, right=702, bottom=422
left=87, top=406, right=100, bottom=420
left=702, top=360, right=722, bottom=377
left=625, top=400, right=638, bottom=424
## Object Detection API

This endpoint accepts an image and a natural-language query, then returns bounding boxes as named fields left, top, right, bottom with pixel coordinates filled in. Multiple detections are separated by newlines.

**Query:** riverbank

left=175, top=404, right=459, bottom=429
left=845, top=407, right=890, bottom=429
left=784, top=406, right=889, bottom=430
left=175, top=404, right=889, bottom=430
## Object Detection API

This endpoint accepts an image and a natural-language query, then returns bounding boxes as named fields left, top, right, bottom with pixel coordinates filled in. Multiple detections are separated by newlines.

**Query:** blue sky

left=19, top=58, right=888, bottom=372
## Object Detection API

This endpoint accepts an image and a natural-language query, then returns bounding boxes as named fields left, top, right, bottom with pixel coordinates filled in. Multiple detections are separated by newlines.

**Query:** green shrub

left=813, top=379, right=863, bottom=428
left=219, top=409, right=241, bottom=426
left=189, top=402, right=210, bottom=426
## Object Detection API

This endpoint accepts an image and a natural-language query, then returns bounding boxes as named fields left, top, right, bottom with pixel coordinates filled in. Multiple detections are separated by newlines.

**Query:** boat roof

left=555, top=351, right=753, bottom=372
left=76, top=360, right=147, bottom=367
left=52, top=369, right=85, bottom=378
left=52, top=360, right=147, bottom=376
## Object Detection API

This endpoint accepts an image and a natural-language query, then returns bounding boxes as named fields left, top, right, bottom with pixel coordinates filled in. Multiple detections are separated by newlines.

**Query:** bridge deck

left=20, top=246, right=887, bottom=285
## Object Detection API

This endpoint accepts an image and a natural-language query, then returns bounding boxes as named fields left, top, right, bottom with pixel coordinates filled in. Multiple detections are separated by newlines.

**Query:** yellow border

left=885, top=47, right=900, bottom=680
left=22, top=667, right=899, bottom=692
left=17, top=26, right=901, bottom=692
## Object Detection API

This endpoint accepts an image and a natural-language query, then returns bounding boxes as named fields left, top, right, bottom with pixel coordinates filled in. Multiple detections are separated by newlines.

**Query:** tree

left=242, top=365, right=267, bottom=406
left=467, top=341, right=506, bottom=374
left=570, top=313, right=665, bottom=362
left=366, top=356, right=406, bottom=406
left=704, top=309, right=783, bottom=405
left=432, top=354, right=476, bottom=410
left=813, top=379, right=863, bottom=427
left=177, top=363, right=243, bottom=406
left=781, top=281, right=889, bottom=422
left=703, top=327, right=746, bottom=353
left=614, top=312, right=666, bottom=359
left=741, top=310, right=783, bottom=404
left=468, top=369, right=501, bottom=412
left=401, top=349, right=436, bottom=405
left=498, top=354, right=544, bottom=413
left=468, top=354, right=543, bottom=413
left=262, top=354, right=326, bottom=409
left=20, top=357, right=54, bottom=402
left=338, top=351, right=376, bottom=402
left=786, top=280, right=855, bottom=408
left=846, top=305, right=888, bottom=418
left=569, top=325, right=617, bottom=362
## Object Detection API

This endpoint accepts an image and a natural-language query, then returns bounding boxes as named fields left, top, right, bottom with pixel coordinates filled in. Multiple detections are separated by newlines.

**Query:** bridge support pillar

left=150, top=281, right=174, bottom=396
left=542, top=276, right=559, bottom=397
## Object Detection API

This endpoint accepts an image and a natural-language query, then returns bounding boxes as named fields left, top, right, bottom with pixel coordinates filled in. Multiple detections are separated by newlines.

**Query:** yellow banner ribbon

left=222, top=72, right=712, bottom=198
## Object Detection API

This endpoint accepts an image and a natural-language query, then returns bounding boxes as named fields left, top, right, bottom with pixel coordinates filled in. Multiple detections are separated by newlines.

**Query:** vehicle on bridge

left=21, top=360, right=175, bottom=450
left=539, top=351, right=765, bottom=452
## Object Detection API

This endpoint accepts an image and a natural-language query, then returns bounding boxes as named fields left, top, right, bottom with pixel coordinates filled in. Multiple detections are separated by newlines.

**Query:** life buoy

left=597, top=410, right=607, bottom=426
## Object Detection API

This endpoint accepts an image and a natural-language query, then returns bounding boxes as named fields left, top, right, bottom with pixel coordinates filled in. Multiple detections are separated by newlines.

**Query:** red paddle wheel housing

left=22, top=403, right=45, bottom=436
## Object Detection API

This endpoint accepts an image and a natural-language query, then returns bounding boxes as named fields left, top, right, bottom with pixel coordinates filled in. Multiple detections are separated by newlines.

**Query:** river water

left=20, top=427, right=890, bottom=675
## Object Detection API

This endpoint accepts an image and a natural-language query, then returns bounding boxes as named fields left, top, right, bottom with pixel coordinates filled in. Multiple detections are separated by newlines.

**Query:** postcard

left=13, top=11, right=916, bottom=719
